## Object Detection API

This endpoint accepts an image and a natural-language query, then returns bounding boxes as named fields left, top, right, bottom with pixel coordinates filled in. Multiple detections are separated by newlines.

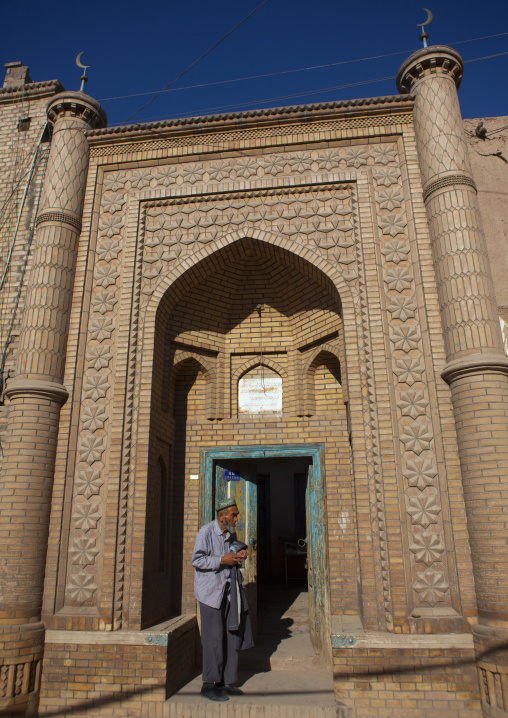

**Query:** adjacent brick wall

left=333, top=645, right=481, bottom=717
left=39, top=617, right=197, bottom=717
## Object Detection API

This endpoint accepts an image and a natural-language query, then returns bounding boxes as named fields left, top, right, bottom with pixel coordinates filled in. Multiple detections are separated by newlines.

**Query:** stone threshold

left=331, top=631, right=474, bottom=650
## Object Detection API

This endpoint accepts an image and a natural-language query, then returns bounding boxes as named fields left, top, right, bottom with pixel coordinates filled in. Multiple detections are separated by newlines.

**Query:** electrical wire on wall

left=255, top=303, right=266, bottom=394
left=122, top=0, right=272, bottom=125
left=0, top=83, right=39, bottom=401
left=0, top=125, right=50, bottom=400
left=0, top=123, right=48, bottom=290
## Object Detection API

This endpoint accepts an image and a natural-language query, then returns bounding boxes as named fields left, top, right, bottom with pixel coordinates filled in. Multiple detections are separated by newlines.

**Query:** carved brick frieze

left=372, top=145, right=451, bottom=609
left=141, top=185, right=356, bottom=306
left=135, top=156, right=392, bottom=629
left=89, top=113, right=412, bottom=159
left=35, top=211, right=82, bottom=231
left=82, top=151, right=379, bottom=622
left=65, top=141, right=447, bottom=620
left=478, top=662, right=508, bottom=713
left=93, top=143, right=405, bottom=196
left=64, top=175, right=125, bottom=607
left=0, top=659, right=42, bottom=700
left=422, top=174, right=477, bottom=201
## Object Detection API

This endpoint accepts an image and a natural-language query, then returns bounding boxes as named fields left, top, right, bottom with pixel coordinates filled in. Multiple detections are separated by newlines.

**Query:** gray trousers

left=200, top=592, right=242, bottom=685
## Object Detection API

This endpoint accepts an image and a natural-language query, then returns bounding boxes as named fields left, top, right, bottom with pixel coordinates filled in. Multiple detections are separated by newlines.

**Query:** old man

left=191, top=499, right=254, bottom=701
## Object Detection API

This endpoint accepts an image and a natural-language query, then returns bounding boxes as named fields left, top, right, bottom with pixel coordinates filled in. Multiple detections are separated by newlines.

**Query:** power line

left=122, top=75, right=397, bottom=125
left=122, top=0, right=271, bottom=125
left=464, top=51, right=508, bottom=63
left=109, top=50, right=508, bottom=126
left=102, top=32, right=508, bottom=104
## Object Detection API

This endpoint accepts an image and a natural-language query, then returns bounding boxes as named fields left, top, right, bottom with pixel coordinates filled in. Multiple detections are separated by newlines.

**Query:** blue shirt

left=192, top=520, right=235, bottom=608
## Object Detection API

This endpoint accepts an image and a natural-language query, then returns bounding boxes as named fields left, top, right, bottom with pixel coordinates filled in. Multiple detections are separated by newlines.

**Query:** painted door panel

left=306, top=468, right=317, bottom=650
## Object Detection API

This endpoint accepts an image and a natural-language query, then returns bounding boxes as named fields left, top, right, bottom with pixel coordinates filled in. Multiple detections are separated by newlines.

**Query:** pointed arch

left=303, top=347, right=344, bottom=416
left=232, top=356, right=287, bottom=384
left=143, top=228, right=352, bottom=330
left=131, top=227, right=366, bottom=630
left=172, top=351, right=216, bottom=420
left=172, top=350, right=216, bottom=378
left=298, top=343, right=343, bottom=416
left=302, top=343, right=343, bottom=378
left=161, top=349, right=217, bottom=418
left=144, top=229, right=354, bottom=426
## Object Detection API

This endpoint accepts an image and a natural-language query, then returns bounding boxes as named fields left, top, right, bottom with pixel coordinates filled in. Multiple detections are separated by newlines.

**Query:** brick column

left=0, top=92, right=106, bottom=716
left=398, top=46, right=508, bottom=715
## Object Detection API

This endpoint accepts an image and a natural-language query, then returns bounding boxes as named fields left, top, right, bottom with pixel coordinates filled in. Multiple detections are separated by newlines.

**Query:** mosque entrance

left=141, top=237, right=346, bottom=644
left=201, top=444, right=328, bottom=656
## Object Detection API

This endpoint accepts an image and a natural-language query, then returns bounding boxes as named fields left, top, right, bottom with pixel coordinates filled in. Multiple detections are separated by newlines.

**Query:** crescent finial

left=76, top=52, right=90, bottom=70
left=417, top=8, right=433, bottom=27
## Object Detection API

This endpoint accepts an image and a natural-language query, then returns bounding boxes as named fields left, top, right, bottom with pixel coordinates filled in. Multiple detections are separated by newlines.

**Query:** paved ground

left=165, top=587, right=339, bottom=717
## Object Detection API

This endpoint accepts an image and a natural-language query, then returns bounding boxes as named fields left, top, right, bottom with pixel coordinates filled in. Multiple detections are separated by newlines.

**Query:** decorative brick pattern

left=78, top=157, right=400, bottom=634
left=0, top=90, right=106, bottom=715
left=50, top=121, right=474, bottom=648
left=64, top=171, right=125, bottom=607
left=89, top=113, right=413, bottom=159
left=372, top=146, right=451, bottom=609
left=0, top=86, right=53, bottom=401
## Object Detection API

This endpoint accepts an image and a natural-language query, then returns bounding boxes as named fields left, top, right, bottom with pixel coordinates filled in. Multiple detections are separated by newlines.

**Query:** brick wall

left=463, top=116, right=508, bottom=317
left=39, top=617, right=197, bottom=716
left=333, top=645, right=481, bottom=717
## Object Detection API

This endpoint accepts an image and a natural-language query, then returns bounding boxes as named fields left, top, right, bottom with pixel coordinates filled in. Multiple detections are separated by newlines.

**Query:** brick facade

left=0, top=48, right=507, bottom=717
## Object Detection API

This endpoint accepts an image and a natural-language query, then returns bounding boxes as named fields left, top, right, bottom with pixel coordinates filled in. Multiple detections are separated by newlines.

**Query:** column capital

left=46, top=91, right=107, bottom=130
left=5, top=378, right=69, bottom=403
left=441, top=353, right=508, bottom=384
left=396, top=45, right=464, bottom=94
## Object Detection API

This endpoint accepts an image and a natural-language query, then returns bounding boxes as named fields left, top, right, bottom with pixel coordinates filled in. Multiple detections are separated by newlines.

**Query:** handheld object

left=230, top=540, right=248, bottom=555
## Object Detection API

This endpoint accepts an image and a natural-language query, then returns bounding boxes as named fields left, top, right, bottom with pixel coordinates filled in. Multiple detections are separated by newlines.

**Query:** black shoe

left=201, top=683, right=229, bottom=702
left=220, top=684, right=244, bottom=696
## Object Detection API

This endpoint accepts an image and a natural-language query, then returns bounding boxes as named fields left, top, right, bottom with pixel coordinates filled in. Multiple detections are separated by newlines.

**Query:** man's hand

left=220, top=552, right=242, bottom=566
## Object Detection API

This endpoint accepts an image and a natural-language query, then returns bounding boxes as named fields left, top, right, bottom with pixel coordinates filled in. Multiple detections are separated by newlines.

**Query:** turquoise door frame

left=199, top=443, right=328, bottom=653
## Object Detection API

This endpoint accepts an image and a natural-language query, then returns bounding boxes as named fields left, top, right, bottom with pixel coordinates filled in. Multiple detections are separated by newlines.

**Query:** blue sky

left=3, top=0, right=507, bottom=127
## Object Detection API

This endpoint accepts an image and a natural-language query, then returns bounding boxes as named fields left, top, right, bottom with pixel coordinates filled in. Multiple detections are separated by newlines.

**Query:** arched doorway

left=140, top=236, right=355, bottom=659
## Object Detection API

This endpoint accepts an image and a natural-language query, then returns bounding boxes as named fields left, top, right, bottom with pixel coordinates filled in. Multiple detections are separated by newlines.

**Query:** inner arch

left=141, top=236, right=349, bottom=627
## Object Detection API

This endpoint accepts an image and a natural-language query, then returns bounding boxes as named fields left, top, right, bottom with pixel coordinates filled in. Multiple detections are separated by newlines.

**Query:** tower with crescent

left=0, top=21, right=507, bottom=718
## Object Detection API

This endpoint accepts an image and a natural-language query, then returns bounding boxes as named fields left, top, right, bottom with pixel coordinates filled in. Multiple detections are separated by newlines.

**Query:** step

left=165, top=704, right=343, bottom=717
left=165, top=670, right=349, bottom=718
left=240, top=641, right=327, bottom=672
left=242, top=623, right=325, bottom=672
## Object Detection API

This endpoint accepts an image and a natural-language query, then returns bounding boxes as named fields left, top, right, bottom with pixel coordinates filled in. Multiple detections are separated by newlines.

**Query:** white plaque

left=238, top=376, right=282, bottom=414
